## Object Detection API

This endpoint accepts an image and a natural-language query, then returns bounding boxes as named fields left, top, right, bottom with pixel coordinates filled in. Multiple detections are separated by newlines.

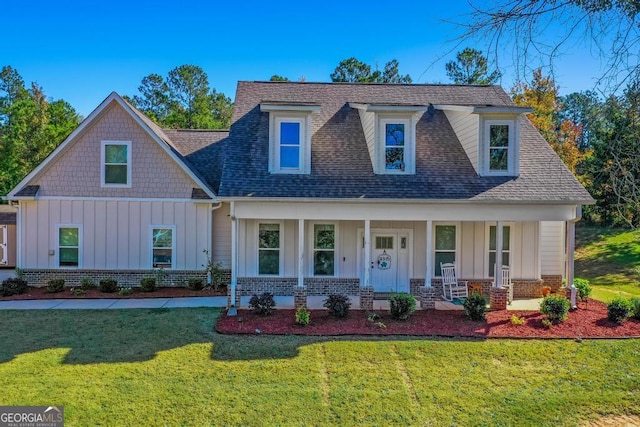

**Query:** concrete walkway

left=0, top=296, right=227, bottom=310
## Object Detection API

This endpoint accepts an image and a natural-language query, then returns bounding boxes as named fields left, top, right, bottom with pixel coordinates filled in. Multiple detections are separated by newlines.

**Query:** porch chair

left=440, top=262, right=468, bottom=301
left=495, top=265, right=513, bottom=304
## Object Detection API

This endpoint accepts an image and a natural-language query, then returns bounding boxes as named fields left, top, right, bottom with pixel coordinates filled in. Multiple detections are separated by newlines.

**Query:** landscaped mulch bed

left=216, top=300, right=640, bottom=338
left=0, top=286, right=226, bottom=300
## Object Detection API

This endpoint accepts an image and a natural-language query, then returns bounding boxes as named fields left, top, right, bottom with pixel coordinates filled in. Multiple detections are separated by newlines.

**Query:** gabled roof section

left=6, top=92, right=217, bottom=200
left=13, top=185, right=40, bottom=199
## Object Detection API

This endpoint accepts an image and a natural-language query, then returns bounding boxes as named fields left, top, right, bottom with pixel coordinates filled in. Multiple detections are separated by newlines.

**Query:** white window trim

left=485, top=222, right=514, bottom=277
left=432, top=222, right=461, bottom=277
left=268, top=113, right=312, bottom=174
left=101, top=140, right=132, bottom=188
left=482, top=119, right=518, bottom=176
left=256, top=221, right=284, bottom=276
left=376, top=114, right=416, bottom=174
left=56, top=224, right=82, bottom=269
left=150, top=225, right=176, bottom=270
left=307, top=221, right=339, bottom=277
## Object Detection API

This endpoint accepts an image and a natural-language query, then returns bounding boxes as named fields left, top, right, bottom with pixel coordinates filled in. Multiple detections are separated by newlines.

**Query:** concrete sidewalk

left=0, top=296, right=227, bottom=310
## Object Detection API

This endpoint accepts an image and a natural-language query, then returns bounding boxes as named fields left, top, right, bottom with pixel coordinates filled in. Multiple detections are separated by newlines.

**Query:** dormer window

left=276, top=118, right=304, bottom=170
left=484, top=120, right=516, bottom=175
left=383, top=121, right=407, bottom=171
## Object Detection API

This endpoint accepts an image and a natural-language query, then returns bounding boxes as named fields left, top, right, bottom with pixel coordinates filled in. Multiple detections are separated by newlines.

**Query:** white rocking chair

left=441, top=262, right=468, bottom=301
left=495, top=265, right=513, bottom=304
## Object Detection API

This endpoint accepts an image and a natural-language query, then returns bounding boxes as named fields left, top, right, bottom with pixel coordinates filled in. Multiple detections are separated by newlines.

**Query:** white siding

left=358, top=109, right=376, bottom=170
left=540, top=221, right=565, bottom=275
left=20, top=200, right=209, bottom=270
left=443, top=110, right=480, bottom=172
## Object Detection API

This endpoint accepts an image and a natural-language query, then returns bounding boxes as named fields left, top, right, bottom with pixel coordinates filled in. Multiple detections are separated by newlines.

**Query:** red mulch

left=0, top=286, right=226, bottom=300
left=216, top=300, right=640, bottom=338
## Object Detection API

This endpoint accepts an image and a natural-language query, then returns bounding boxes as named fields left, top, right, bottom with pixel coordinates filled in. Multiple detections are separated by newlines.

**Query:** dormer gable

left=434, top=104, right=532, bottom=177
left=350, top=103, right=429, bottom=175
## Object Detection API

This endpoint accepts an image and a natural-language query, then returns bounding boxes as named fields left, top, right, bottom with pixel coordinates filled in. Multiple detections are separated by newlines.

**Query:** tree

left=330, top=57, right=412, bottom=83
left=445, top=47, right=501, bottom=85
left=455, top=0, right=640, bottom=91
left=558, top=91, right=603, bottom=149
left=269, top=75, right=290, bottom=82
left=128, top=65, right=233, bottom=129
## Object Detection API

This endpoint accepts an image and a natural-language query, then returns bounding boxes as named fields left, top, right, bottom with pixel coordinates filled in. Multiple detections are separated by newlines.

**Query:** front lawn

left=1, top=308, right=639, bottom=426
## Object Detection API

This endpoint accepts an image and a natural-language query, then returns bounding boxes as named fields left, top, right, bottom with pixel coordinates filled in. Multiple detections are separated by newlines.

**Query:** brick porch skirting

left=234, top=277, right=360, bottom=297
left=541, top=275, right=563, bottom=292
left=20, top=269, right=212, bottom=287
left=411, top=277, right=550, bottom=299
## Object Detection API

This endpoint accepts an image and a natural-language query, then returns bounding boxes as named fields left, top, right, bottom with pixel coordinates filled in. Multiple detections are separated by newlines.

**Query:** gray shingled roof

left=14, top=185, right=40, bottom=197
left=217, top=81, right=593, bottom=203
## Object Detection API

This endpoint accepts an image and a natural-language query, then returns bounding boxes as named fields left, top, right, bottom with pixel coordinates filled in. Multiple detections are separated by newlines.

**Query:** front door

left=0, top=225, right=7, bottom=265
left=371, top=233, right=398, bottom=292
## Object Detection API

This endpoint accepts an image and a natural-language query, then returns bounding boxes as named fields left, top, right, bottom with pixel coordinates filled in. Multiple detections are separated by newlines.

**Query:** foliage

left=187, top=277, right=204, bottom=291
left=140, top=277, right=157, bottom=293
left=541, top=318, right=553, bottom=329
left=248, top=292, right=276, bottom=316
left=46, top=278, right=65, bottom=293
left=463, top=292, right=487, bottom=321
left=153, top=268, right=167, bottom=286
left=0, top=277, right=28, bottom=296
left=70, top=287, right=86, bottom=296
left=630, top=297, right=640, bottom=319
left=80, top=277, right=96, bottom=290
left=389, top=293, right=417, bottom=320
left=202, top=249, right=225, bottom=291
left=445, top=47, right=501, bottom=85
left=14, top=267, right=23, bottom=279
left=540, top=295, right=571, bottom=323
left=99, top=278, right=118, bottom=293
left=323, top=294, right=351, bottom=318
left=119, top=286, right=133, bottom=296
left=295, top=306, right=310, bottom=326
left=127, top=64, right=233, bottom=130
left=510, top=315, right=525, bottom=325
left=574, top=278, right=592, bottom=302
left=269, top=75, right=290, bottom=81
left=607, top=297, right=633, bottom=323
left=330, top=57, right=412, bottom=83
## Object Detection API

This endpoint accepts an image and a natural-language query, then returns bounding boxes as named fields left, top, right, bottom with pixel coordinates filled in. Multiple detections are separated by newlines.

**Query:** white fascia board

left=23, top=196, right=213, bottom=203
left=349, top=103, right=429, bottom=112
left=260, top=104, right=321, bottom=112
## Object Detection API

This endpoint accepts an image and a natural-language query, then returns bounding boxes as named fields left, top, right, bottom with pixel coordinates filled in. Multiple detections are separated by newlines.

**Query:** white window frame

left=485, top=223, right=513, bottom=277
left=482, top=120, right=517, bottom=176
left=432, top=222, right=460, bottom=277
left=256, top=221, right=284, bottom=276
left=56, top=224, right=82, bottom=268
left=101, top=140, right=132, bottom=188
left=150, top=225, right=176, bottom=270
left=269, top=113, right=311, bottom=174
left=376, top=115, right=416, bottom=174
left=308, top=221, right=339, bottom=277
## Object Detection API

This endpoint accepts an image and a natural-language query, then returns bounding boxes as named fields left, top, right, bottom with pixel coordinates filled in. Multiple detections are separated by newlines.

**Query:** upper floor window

left=484, top=120, right=516, bottom=175
left=377, top=116, right=414, bottom=174
left=277, top=119, right=304, bottom=170
left=101, top=141, right=131, bottom=187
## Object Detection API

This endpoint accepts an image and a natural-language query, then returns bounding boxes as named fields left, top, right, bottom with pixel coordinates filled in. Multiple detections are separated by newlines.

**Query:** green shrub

left=1, top=278, right=28, bottom=296
left=70, top=287, right=86, bottom=296
left=119, top=286, right=133, bottom=296
left=541, top=318, right=553, bottom=329
left=295, top=306, right=310, bottom=325
left=463, top=292, right=487, bottom=321
left=140, top=277, right=157, bottom=292
left=248, top=292, right=276, bottom=316
left=607, top=297, right=632, bottom=323
left=510, top=315, right=525, bottom=325
left=540, top=295, right=570, bottom=323
left=80, top=277, right=96, bottom=290
left=630, top=297, right=640, bottom=320
left=99, top=278, right=118, bottom=293
left=47, top=278, right=65, bottom=293
left=389, top=293, right=417, bottom=320
left=323, top=294, right=351, bottom=318
left=574, top=278, right=592, bottom=302
left=187, top=277, right=204, bottom=291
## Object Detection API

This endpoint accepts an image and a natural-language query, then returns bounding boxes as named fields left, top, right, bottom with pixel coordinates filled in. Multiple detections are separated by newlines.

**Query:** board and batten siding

left=443, top=110, right=480, bottom=173
left=357, top=109, right=376, bottom=170
left=20, top=200, right=209, bottom=270
left=539, top=221, right=565, bottom=275
left=212, top=203, right=232, bottom=268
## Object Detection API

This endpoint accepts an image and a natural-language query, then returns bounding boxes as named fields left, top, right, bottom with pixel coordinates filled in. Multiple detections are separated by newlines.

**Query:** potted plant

left=542, top=286, right=552, bottom=297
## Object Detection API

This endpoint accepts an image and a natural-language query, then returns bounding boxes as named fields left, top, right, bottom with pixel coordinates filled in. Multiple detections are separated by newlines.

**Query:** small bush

left=295, top=306, right=310, bottom=325
left=389, top=293, right=417, bottom=320
left=1, top=278, right=28, bottom=296
left=248, top=292, right=276, bottom=316
left=70, top=287, right=86, bottom=296
left=367, top=312, right=381, bottom=322
left=80, top=277, right=96, bottom=290
left=574, top=278, right=592, bottom=302
left=510, top=315, right=525, bottom=325
left=607, top=297, right=632, bottom=323
left=187, top=277, right=204, bottom=291
left=631, top=297, right=640, bottom=320
left=140, top=277, right=157, bottom=292
left=540, top=295, right=570, bottom=323
left=119, top=286, right=133, bottom=296
left=541, top=318, right=553, bottom=329
left=99, top=278, right=118, bottom=293
left=323, top=294, right=351, bottom=318
left=47, top=278, right=65, bottom=293
left=463, top=292, right=487, bottom=321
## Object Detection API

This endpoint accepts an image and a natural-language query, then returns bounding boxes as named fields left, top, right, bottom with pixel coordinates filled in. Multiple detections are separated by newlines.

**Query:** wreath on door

left=377, top=251, right=392, bottom=270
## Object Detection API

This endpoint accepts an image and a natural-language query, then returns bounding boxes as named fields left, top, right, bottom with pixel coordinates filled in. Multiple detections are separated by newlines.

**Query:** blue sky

left=5, top=0, right=605, bottom=117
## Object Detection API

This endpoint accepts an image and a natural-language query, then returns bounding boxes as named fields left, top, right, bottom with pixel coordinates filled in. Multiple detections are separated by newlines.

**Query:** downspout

left=206, top=202, right=223, bottom=285
left=567, top=205, right=582, bottom=309
left=228, top=201, right=238, bottom=316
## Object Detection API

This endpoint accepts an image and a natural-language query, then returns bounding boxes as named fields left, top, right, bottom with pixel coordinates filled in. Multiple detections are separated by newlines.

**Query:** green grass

left=1, top=309, right=639, bottom=426
left=575, top=226, right=640, bottom=302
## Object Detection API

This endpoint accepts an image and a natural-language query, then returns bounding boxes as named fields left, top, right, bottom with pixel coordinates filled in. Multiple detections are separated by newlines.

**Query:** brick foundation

left=294, top=286, right=307, bottom=309
left=235, top=277, right=359, bottom=296
left=419, top=287, right=437, bottom=310
left=303, top=278, right=359, bottom=295
left=359, top=286, right=374, bottom=311
left=490, top=287, right=509, bottom=310
left=542, top=275, right=563, bottom=292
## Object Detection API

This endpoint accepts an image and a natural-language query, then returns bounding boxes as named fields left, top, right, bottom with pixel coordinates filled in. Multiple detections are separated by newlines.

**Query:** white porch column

left=298, top=219, right=305, bottom=287
left=425, top=220, right=433, bottom=287
left=566, top=220, right=577, bottom=308
left=230, top=201, right=238, bottom=307
left=363, top=219, right=371, bottom=287
left=494, top=221, right=503, bottom=288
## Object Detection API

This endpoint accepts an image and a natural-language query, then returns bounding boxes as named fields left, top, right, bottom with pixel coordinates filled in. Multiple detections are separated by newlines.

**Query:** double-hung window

left=313, top=224, right=335, bottom=276
left=258, top=223, right=281, bottom=275
left=277, top=119, right=303, bottom=170
left=434, top=225, right=456, bottom=276
left=152, top=226, right=175, bottom=269
left=58, top=225, right=81, bottom=267
left=488, top=225, right=510, bottom=277
left=378, top=117, right=412, bottom=173
left=101, top=141, right=131, bottom=187
left=484, top=120, right=515, bottom=175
